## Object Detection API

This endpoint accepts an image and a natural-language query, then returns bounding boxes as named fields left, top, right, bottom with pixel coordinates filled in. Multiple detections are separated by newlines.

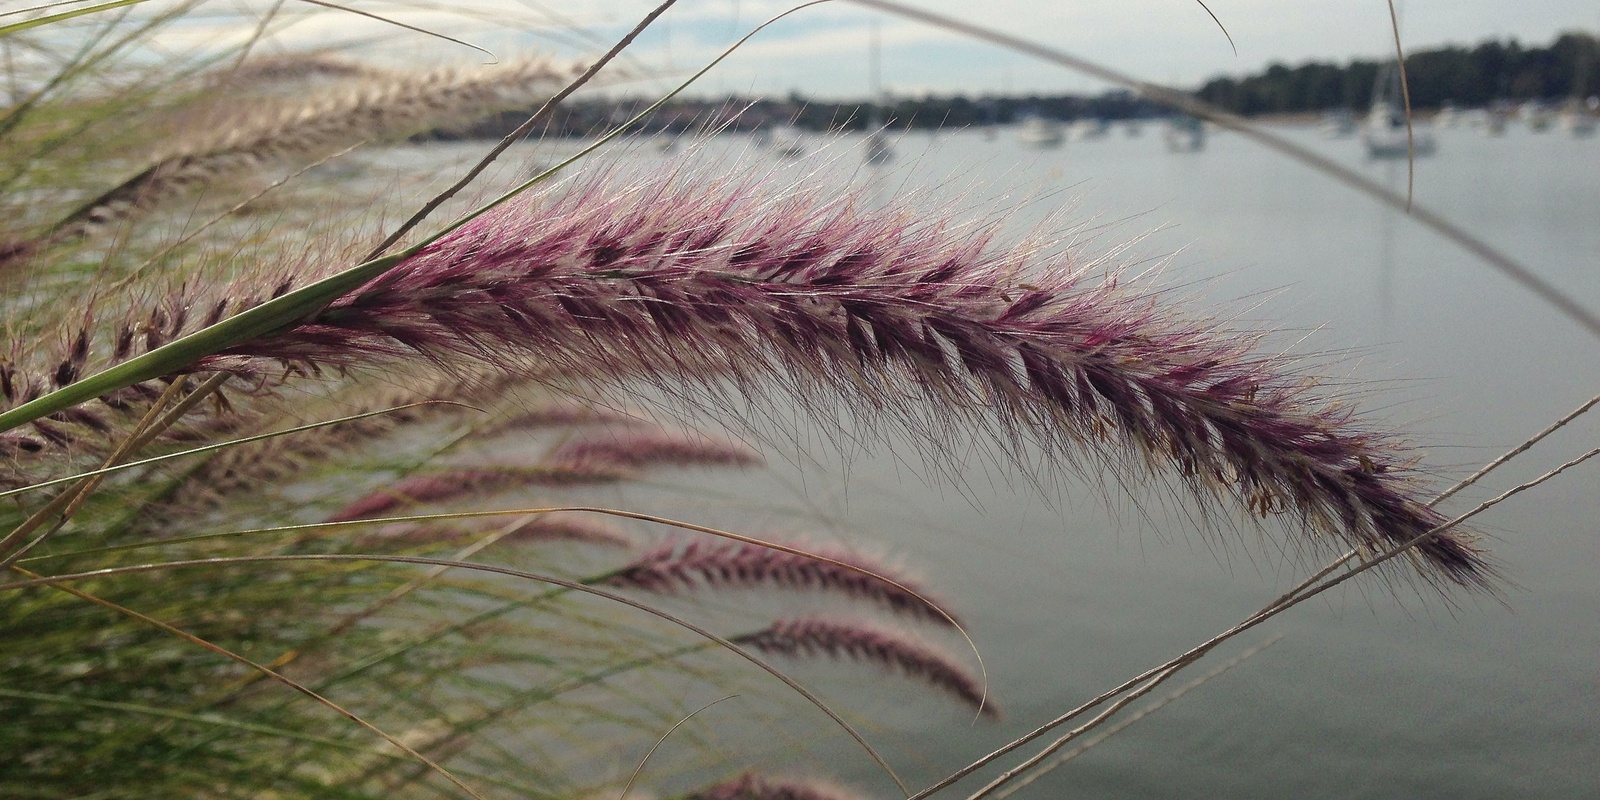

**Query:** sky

left=148, top=0, right=1600, bottom=99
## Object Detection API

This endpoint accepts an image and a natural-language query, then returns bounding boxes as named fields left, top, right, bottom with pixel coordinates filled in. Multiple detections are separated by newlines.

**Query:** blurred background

left=7, top=1, right=1598, bottom=798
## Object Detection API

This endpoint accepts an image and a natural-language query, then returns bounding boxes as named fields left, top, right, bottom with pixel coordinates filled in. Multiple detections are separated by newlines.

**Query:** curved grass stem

left=622, top=695, right=741, bottom=800
left=988, top=634, right=1284, bottom=799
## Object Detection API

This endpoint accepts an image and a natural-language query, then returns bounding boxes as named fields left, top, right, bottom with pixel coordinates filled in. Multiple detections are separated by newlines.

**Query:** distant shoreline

left=417, top=32, right=1596, bottom=142
left=416, top=99, right=1571, bottom=142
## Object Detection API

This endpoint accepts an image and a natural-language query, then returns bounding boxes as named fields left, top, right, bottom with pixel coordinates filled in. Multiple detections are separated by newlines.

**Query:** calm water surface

left=376, top=124, right=1598, bottom=798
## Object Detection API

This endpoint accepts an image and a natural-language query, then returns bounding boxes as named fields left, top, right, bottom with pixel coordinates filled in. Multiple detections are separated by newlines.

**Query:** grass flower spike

left=608, top=537, right=958, bottom=626
left=173, top=167, right=1488, bottom=587
left=687, top=773, right=870, bottom=800
left=733, top=617, right=997, bottom=718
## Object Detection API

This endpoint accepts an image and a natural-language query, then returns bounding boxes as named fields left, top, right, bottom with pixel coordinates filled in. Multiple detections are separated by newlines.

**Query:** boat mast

left=870, top=18, right=882, bottom=103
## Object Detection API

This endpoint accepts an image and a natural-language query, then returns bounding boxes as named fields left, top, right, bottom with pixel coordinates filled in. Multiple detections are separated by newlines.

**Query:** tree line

left=1197, top=32, right=1599, bottom=114
left=416, top=89, right=1171, bottom=139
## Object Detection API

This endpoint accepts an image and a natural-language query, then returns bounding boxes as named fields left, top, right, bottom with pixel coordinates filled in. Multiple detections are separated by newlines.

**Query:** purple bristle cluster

left=191, top=169, right=1486, bottom=586
left=688, top=773, right=868, bottom=800
left=607, top=538, right=957, bottom=626
left=544, top=428, right=762, bottom=474
left=734, top=617, right=997, bottom=718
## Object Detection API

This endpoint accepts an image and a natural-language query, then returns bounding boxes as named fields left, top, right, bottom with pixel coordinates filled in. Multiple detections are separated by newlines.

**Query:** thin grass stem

left=293, top=0, right=497, bottom=61
left=989, top=634, right=1284, bottom=798
left=0, top=0, right=149, bottom=37
left=16, top=505, right=971, bottom=655
left=1385, top=0, right=1416, bottom=206
left=974, top=446, right=1600, bottom=797
left=230, top=518, right=530, bottom=693
left=621, top=695, right=741, bottom=800
left=0, top=686, right=412, bottom=760
left=1431, top=391, right=1600, bottom=506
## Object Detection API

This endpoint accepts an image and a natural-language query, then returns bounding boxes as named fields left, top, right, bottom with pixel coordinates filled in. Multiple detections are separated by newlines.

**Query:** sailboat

left=1163, top=115, right=1204, bottom=152
left=1016, top=113, right=1064, bottom=148
left=1477, top=102, right=1511, bottom=136
left=863, top=20, right=894, bottom=165
left=768, top=124, right=807, bottom=160
left=1362, top=62, right=1436, bottom=159
left=1067, top=118, right=1108, bottom=140
left=1521, top=101, right=1555, bottom=133
left=864, top=128, right=893, bottom=164
left=1560, top=97, right=1598, bottom=137
left=1559, top=43, right=1598, bottom=137
left=1321, top=108, right=1357, bottom=138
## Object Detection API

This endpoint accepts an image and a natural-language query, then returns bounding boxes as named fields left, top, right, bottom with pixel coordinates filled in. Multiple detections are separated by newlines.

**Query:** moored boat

left=1164, top=115, right=1205, bottom=152
left=1362, top=64, right=1437, bottom=159
left=1016, top=115, right=1064, bottom=148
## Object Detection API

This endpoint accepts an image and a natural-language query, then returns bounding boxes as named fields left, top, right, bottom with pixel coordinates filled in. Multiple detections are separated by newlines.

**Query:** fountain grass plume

left=149, top=378, right=466, bottom=513
left=733, top=617, right=997, bottom=719
left=224, top=53, right=391, bottom=84
left=348, top=513, right=633, bottom=549
left=141, top=164, right=1491, bottom=588
left=477, top=400, right=646, bottom=434
left=325, top=466, right=629, bottom=522
left=325, top=423, right=759, bottom=522
left=545, top=428, right=764, bottom=473
left=176, top=391, right=636, bottom=493
left=0, top=57, right=571, bottom=267
left=607, top=537, right=958, bottom=627
left=686, top=773, right=869, bottom=800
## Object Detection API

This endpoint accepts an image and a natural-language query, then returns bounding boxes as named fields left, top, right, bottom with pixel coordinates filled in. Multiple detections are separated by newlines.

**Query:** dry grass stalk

left=145, top=373, right=475, bottom=510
